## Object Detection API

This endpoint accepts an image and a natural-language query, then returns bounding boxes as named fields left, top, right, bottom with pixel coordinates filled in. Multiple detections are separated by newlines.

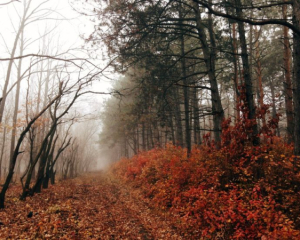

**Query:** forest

left=1, top=0, right=300, bottom=239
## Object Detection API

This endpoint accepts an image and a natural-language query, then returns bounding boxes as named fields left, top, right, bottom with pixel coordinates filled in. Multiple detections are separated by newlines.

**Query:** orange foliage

left=0, top=173, right=183, bottom=239
left=111, top=140, right=300, bottom=239
left=111, top=97, right=300, bottom=239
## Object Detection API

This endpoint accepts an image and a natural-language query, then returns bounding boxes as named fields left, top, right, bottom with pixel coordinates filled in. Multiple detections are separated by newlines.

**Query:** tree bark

left=9, top=31, right=24, bottom=166
left=33, top=123, right=56, bottom=193
left=0, top=1, right=31, bottom=123
left=254, top=26, right=266, bottom=128
left=0, top=92, right=61, bottom=207
left=192, top=1, right=224, bottom=146
left=142, top=122, right=146, bottom=150
left=283, top=2, right=294, bottom=143
left=292, top=0, right=300, bottom=155
left=232, top=22, right=240, bottom=121
left=235, top=0, right=259, bottom=145
left=20, top=125, right=54, bottom=200
left=0, top=127, right=7, bottom=181
left=43, top=136, right=57, bottom=189
left=269, top=78, right=280, bottom=137
left=174, top=87, right=184, bottom=147
left=179, top=6, right=191, bottom=154
left=192, top=87, right=201, bottom=145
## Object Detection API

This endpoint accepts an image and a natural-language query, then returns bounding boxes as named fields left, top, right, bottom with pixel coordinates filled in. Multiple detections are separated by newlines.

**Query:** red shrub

left=110, top=87, right=300, bottom=238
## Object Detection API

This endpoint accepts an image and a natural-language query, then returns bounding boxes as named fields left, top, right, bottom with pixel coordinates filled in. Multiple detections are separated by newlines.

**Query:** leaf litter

left=0, top=172, right=182, bottom=239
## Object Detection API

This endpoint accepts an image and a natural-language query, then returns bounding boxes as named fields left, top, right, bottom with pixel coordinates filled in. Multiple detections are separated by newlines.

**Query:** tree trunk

left=232, top=22, right=240, bottom=121
left=149, top=124, right=154, bottom=149
left=142, top=122, right=146, bottom=150
left=270, top=78, right=280, bottom=137
left=152, top=121, right=160, bottom=146
left=179, top=7, right=191, bottom=154
left=9, top=31, right=24, bottom=166
left=0, top=127, right=7, bottom=181
left=43, top=154, right=52, bottom=189
left=254, top=26, right=266, bottom=128
left=1, top=92, right=60, bottom=207
left=0, top=1, right=31, bottom=123
left=174, top=87, right=184, bottom=147
left=292, top=0, right=300, bottom=155
left=235, top=0, right=259, bottom=145
left=183, top=75, right=191, bottom=150
left=50, top=169, right=56, bottom=185
left=193, top=87, right=201, bottom=145
left=21, top=120, right=58, bottom=199
left=136, top=124, right=140, bottom=153
left=33, top=131, right=54, bottom=193
left=192, top=1, right=224, bottom=146
left=283, top=2, right=294, bottom=144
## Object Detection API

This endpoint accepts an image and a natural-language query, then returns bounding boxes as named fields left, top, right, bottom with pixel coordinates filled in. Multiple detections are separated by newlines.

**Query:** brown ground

left=0, top=172, right=182, bottom=239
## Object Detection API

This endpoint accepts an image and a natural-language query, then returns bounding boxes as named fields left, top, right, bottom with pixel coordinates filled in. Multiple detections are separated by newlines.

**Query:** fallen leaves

left=0, top=173, right=182, bottom=239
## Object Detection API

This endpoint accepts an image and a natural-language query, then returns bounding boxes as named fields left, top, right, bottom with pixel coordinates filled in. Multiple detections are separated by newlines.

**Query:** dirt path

left=0, top=173, right=182, bottom=239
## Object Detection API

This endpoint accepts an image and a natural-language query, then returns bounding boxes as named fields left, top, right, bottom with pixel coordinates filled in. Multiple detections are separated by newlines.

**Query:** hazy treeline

left=86, top=0, right=300, bottom=159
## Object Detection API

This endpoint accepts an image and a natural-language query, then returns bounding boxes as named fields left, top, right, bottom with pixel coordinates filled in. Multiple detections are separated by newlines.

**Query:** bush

left=110, top=91, right=300, bottom=238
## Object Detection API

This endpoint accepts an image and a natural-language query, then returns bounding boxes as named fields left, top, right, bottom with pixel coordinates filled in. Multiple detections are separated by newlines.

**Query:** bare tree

left=0, top=0, right=20, bottom=6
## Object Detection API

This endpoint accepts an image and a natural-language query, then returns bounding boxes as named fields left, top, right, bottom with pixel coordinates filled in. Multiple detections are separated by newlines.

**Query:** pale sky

left=0, top=0, right=115, bottom=170
left=0, top=0, right=114, bottom=111
left=0, top=0, right=84, bottom=53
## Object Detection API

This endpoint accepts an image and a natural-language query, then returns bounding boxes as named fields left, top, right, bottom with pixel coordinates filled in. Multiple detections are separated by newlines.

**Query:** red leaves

left=111, top=140, right=300, bottom=238
left=109, top=88, right=300, bottom=238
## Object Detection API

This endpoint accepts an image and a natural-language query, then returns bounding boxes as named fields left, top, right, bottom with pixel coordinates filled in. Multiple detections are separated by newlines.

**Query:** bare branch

left=0, top=54, right=87, bottom=68
left=193, top=0, right=300, bottom=35
left=174, top=83, right=212, bottom=91
left=0, top=0, right=20, bottom=6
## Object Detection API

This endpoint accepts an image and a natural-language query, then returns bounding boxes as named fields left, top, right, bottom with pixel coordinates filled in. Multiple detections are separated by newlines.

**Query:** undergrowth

left=110, top=88, right=300, bottom=239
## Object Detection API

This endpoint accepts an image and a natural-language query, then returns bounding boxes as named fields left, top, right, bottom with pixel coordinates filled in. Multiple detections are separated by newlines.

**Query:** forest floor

left=0, top=172, right=182, bottom=240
